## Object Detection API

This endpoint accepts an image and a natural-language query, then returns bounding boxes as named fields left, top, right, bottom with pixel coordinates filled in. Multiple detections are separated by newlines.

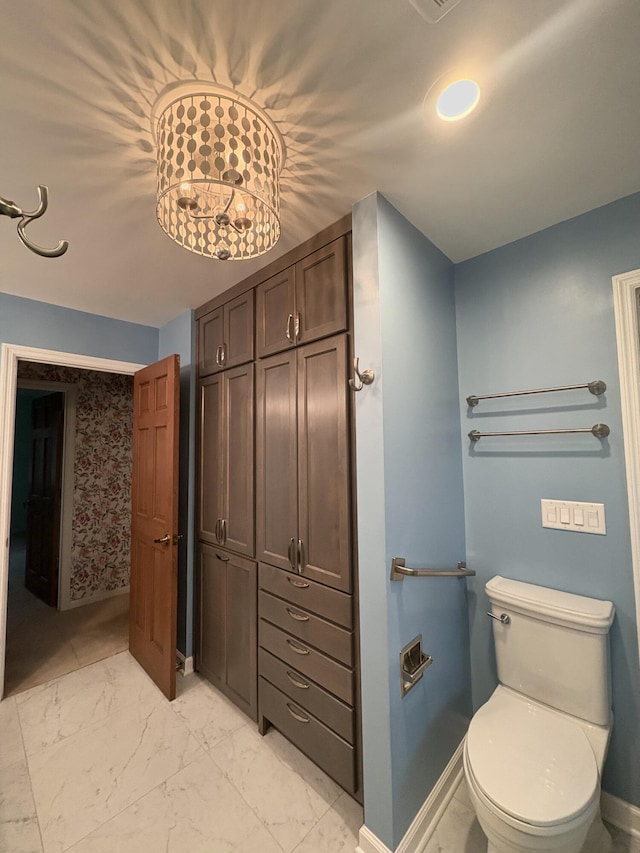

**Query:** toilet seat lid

left=466, top=689, right=599, bottom=827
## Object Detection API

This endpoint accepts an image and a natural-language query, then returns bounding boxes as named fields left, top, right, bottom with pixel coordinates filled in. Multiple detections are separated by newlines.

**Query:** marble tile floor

left=4, top=541, right=129, bottom=697
left=0, top=651, right=363, bottom=853
left=2, top=649, right=638, bottom=853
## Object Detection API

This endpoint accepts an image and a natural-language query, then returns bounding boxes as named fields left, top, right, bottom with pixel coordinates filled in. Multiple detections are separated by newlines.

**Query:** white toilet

left=463, top=575, right=615, bottom=853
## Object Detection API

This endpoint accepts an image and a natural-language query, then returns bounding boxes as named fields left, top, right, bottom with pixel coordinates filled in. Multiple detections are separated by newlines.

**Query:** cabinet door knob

left=297, top=539, right=304, bottom=574
left=286, top=313, right=294, bottom=342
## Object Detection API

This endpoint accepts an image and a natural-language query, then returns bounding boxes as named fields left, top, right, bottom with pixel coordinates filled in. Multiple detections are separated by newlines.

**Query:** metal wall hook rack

left=0, top=185, right=69, bottom=257
left=349, top=357, right=375, bottom=392
left=390, top=557, right=475, bottom=581
left=466, top=380, right=606, bottom=408
left=468, top=423, right=610, bottom=442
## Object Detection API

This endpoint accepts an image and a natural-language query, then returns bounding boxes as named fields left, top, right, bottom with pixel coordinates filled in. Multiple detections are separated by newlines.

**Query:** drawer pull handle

left=287, top=577, right=310, bottom=589
left=286, top=607, right=309, bottom=622
left=215, top=553, right=230, bottom=562
left=286, top=638, right=310, bottom=655
left=286, top=703, right=310, bottom=724
left=286, top=670, right=310, bottom=690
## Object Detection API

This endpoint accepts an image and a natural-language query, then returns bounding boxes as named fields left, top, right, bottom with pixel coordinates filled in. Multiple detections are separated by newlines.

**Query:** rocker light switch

left=541, top=500, right=606, bottom=535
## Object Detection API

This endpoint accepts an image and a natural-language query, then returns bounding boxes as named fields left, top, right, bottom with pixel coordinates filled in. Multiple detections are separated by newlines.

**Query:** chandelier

left=153, top=83, right=285, bottom=260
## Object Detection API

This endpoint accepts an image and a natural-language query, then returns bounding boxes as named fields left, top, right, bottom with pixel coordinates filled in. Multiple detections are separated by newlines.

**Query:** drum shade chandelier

left=154, top=83, right=285, bottom=260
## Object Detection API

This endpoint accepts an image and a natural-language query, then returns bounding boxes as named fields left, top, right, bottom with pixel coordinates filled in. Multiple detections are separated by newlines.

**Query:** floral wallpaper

left=17, top=362, right=133, bottom=602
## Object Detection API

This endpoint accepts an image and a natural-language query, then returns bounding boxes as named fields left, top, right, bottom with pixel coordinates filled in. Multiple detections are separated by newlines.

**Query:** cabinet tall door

left=256, top=268, right=296, bottom=358
left=199, top=375, right=224, bottom=545
left=198, top=307, right=224, bottom=376
left=295, top=237, right=348, bottom=346
left=223, top=364, right=255, bottom=557
left=224, top=290, right=255, bottom=368
left=256, top=351, right=298, bottom=572
left=198, top=544, right=257, bottom=720
left=297, top=335, right=351, bottom=592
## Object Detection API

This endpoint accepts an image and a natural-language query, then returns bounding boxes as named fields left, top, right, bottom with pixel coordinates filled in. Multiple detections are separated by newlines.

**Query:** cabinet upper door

left=297, top=334, right=351, bottom=592
left=256, top=267, right=296, bottom=358
left=198, top=307, right=224, bottom=376
left=223, top=363, right=255, bottom=557
left=198, top=290, right=254, bottom=375
left=224, top=290, right=255, bottom=369
left=198, top=375, right=224, bottom=545
left=256, top=350, right=298, bottom=572
left=295, top=237, right=348, bottom=347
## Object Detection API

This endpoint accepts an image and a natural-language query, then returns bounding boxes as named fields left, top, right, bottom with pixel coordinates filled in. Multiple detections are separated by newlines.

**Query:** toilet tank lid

left=486, top=576, right=615, bottom=633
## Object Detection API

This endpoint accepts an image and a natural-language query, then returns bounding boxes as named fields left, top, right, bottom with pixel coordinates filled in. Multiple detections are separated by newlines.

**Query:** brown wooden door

left=198, top=543, right=257, bottom=720
left=256, top=350, right=297, bottom=572
left=295, top=237, right=348, bottom=346
left=24, top=392, right=65, bottom=606
left=297, top=335, right=351, bottom=592
left=130, top=355, right=180, bottom=700
left=256, top=268, right=296, bottom=357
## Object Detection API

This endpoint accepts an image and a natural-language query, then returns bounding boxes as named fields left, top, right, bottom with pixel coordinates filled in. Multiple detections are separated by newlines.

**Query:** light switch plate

left=541, top=499, right=606, bottom=535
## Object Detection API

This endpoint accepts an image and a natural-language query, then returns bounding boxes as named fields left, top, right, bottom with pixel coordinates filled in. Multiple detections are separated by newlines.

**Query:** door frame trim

left=612, top=268, right=640, bottom=664
left=0, top=344, right=145, bottom=699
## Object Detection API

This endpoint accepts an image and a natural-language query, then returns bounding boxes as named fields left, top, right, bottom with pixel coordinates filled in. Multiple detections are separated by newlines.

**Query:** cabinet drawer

left=259, top=620, right=353, bottom=705
left=259, top=591, right=352, bottom=666
left=259, top=677, right=355, bottom=792
left=259, top=563, right=352, bottom=629
left=259, top=649, right=354, bottom=743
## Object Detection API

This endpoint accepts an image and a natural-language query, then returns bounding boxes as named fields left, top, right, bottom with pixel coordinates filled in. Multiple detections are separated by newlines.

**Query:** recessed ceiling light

left=436, top=79, right=481, bottom=122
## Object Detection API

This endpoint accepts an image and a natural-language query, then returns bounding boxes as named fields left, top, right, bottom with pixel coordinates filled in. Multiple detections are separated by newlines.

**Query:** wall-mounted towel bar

left=466, top=380, right=606, bottom=408
left=468, top=423, right=610, bottom=442
left=390, top=557, right=475, bottom=581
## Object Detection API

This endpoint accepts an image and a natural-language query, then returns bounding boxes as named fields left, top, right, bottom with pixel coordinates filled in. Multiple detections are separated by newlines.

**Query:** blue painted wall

left=0, top=292, right=157, bottom=364
left=353, top=193, right=470, bottom=850
left=455, top=191, right=640, bottom=807
left=158, top=311, right=196, bottom=659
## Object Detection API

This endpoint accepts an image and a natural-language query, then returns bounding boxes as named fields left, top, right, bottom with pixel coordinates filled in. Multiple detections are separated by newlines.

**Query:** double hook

left=349, top=357, right=375, bottom=392
left=0, top=185, right=69, bottom=258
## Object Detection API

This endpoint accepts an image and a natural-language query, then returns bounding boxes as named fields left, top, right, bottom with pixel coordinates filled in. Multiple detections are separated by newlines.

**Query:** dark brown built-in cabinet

left=196, top=216, right=361, bottom=799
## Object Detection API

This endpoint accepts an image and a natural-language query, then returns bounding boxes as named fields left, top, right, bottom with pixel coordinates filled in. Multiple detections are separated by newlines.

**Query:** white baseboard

left=356, top=739, right=465, bottom=853
left=175, top=651, right=194, bottom=676
left=602, top=790, right=640, bottom=839
left=356, top=745, right=640, bottom=853
left=66, top=586, right=129, bottom=609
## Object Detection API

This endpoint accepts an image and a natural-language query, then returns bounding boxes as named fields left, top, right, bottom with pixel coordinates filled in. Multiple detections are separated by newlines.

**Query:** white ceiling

left=1, top=0, right=639, bottom=326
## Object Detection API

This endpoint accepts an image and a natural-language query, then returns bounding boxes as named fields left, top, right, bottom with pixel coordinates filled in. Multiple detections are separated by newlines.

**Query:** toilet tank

left=486, top=576, right=615, bottom=726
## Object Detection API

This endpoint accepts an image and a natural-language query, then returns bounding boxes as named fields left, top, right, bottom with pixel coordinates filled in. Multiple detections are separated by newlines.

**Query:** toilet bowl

left=463, top=686, right=610, bottom=853
left=463, top=576, right=615, bottom=853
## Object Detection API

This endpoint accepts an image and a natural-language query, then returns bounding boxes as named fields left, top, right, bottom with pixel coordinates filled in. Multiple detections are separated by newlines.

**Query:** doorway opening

left=0, top=345, right=145, bottom=700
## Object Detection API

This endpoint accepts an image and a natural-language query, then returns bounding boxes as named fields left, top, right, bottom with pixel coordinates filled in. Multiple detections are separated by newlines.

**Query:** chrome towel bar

left=466, top=380, right=606, bottom=408
left=468, top=423, right=610, bottom=442
left=390, top=557, right=475, bottom=581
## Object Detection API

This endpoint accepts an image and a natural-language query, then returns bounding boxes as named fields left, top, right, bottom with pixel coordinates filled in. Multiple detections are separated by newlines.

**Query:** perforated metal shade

left=154, top=84, right=284, bottom=260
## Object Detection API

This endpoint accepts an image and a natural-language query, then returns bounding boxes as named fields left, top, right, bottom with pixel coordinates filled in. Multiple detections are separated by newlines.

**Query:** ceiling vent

left=408, top=0, right=464, bottom=24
